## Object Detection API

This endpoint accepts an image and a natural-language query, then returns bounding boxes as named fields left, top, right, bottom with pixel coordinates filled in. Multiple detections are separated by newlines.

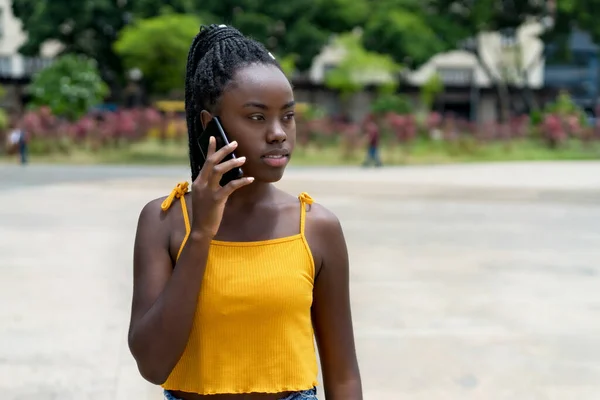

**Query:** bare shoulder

left=299, top=194, right=347, bottom=275
left=305, top=200, right=343, bottom=236
left=136, top=193, right=188, bottom=239
left=138, top=195, right=170, bottom=226
left=275, top=188, right=342, bottom=231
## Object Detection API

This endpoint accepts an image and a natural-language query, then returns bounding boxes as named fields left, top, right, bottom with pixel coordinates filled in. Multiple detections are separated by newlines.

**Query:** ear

left=200, top=110, right=213, bottom=130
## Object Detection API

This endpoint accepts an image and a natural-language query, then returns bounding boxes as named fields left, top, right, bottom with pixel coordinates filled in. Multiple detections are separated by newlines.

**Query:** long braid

left=184, top=24, right=282, bottom=181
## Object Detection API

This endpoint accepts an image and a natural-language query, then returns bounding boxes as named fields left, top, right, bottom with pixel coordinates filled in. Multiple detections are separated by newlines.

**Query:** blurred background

left=1, top=0, right=600, bottom=399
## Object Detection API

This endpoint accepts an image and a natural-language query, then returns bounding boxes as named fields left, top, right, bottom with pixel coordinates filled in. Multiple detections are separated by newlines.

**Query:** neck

left=225, top=180, right=275, bottom=208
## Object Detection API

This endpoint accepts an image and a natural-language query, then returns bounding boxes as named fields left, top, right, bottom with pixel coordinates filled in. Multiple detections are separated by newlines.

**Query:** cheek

left=286, top=121, right=297, bottom=141
left=222, top=120, right=262, bottom=156
left=219, top=116, right=250, bottom=143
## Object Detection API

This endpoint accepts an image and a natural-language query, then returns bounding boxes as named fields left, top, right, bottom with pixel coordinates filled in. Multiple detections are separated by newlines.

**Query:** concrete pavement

left=1, top=162, right=600, bottom=399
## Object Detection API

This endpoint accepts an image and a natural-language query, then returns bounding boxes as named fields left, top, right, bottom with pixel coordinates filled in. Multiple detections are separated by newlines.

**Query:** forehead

left=221, top=63, right=293, bottom=106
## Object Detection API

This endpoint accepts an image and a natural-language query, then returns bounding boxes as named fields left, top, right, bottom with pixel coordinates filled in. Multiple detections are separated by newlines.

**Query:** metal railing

left=436, top=67, right=474, bottom=86
left=0, top=55, right=53, bottom=79
left=23, top=57, right=53, bottom=76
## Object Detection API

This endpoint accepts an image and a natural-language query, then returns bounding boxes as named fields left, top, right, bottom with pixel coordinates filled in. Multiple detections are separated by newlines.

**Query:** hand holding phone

left=191, top=136, right=254, bottom=238
left=197, top=117, right=244, bottom=187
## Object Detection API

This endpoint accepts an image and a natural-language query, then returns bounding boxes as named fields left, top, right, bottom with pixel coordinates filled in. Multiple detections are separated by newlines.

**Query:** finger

left=199, top=136, right=218, bottom=180
left=218, top=176, right=255, bottom=198
left=201, top=140, right=238, bottom=181
left=207, top=140, right=238, bottom=167
left=209, top=156, right=246, bottom=188
left=207, top=135, right=217, bottom=158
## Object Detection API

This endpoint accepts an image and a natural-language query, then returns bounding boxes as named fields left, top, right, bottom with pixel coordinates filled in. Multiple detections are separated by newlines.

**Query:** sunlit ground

left=1, top=162, right=600, bottom=399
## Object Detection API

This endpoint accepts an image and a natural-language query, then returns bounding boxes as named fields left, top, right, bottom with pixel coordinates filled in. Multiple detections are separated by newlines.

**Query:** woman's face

left=202, top=63, right=296, bottom=183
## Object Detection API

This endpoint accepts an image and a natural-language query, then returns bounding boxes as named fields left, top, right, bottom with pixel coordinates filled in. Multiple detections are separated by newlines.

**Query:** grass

left=398, top=138, right=600, bottom=164
left=2, top=137, right=600, bottom=166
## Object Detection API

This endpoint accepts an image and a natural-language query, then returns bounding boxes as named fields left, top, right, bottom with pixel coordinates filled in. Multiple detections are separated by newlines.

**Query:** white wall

left=406, top=20, right=545, bottom=89
left=0, top=0, right=62, bottom=57
left=308, top=32, right=396, bottom=86
left=309, top=20, right=546, bottom=90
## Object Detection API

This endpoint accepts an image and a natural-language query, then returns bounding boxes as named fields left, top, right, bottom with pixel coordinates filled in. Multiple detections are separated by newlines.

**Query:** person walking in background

left=7, top=118, right=28, bottom=165
left=128, top=24, right=362, bottom=400
left=362, top=113, right=382, bottom=167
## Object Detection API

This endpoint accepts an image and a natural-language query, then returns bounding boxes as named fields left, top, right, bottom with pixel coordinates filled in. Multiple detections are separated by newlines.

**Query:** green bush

left=28, top=54, right=109, bottom=121
left=370, top=93, right=412, bottom=115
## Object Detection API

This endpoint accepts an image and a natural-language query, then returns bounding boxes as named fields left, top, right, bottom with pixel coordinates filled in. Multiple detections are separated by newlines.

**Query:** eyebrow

left=243, top=100, right=295, bottom=110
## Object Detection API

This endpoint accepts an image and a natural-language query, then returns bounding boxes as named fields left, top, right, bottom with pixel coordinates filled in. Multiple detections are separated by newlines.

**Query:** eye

left=249, top=114, right=265, bottom=121
left=283, top=112, right=295, bottom=121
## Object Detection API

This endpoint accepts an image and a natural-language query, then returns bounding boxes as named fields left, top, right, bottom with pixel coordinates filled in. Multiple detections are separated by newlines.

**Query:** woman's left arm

left=310, top=207, right=363, bottom=400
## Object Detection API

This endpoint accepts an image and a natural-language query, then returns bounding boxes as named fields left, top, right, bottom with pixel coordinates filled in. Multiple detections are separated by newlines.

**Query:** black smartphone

left=197, top=116, right=244, bottom=187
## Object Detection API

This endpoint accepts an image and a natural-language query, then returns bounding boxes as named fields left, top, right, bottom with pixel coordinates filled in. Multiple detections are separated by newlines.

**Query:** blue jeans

left=18, top=140, right=27, bottom=165
left=363, top=145, right=381, bottom=166
left=164, top=387, right=317, bottom=399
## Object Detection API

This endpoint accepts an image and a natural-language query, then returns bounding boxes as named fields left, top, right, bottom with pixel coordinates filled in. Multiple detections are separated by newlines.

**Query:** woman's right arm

left=128, top=200, right=212, bottom=385
left=128, top=138, right=253, bottom=385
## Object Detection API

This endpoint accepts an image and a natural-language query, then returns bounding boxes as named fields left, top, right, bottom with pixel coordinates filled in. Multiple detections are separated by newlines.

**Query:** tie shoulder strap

left=161, top=182, right=191, bottom=261
left=298, top=192, right=314, bottom=235
left=161, top=181, right=189, bottom=211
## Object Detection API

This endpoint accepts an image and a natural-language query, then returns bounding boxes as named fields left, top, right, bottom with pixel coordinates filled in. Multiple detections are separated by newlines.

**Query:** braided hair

left=185, top=24, right=283, bottom=181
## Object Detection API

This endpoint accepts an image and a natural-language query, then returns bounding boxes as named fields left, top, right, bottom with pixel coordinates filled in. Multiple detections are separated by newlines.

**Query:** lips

left=262, top=154, right=286, bottom=159
left=261, top=149, right=290, bottom=168
left=261, top=149, right=289, bottom=158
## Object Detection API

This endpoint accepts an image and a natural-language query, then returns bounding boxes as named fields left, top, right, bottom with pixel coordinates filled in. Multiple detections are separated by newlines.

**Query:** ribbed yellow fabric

left=160, top=183, right=318, bottom=395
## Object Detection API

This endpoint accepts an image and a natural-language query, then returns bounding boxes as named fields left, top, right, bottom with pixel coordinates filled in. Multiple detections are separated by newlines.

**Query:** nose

left=266, top=121, right=287, bottom=143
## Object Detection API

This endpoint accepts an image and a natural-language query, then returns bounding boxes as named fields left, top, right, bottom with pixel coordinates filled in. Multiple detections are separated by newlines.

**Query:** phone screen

left=197, top=117, right=243, bottom=186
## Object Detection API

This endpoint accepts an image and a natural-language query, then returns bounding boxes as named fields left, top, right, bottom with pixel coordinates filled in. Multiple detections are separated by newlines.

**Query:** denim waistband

left=164, top=387, right=317, bottom=400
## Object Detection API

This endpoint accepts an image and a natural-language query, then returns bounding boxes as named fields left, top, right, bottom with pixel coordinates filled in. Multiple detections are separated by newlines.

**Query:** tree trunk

left=475, top=52, right=511, bottom=123
left=518, top=52, right=544, bottom=113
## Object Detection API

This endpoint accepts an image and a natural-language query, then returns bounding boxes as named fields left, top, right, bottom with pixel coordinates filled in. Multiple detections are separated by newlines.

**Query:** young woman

left=128, top=24, right=362, bottom=400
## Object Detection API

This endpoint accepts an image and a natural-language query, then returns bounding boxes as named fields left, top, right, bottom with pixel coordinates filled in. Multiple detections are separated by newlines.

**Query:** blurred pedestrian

left=362, top=113, right=382, bottom=167
left=7, top=118, right=28, bottom=165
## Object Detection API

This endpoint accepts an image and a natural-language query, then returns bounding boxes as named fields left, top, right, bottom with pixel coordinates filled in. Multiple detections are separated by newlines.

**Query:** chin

left=255, top=168, right=286, bottom=183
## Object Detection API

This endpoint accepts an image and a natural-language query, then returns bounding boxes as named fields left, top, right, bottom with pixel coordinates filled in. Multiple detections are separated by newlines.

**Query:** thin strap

left=161, top=182, right=191, bottom=261
left=298, top=192, right=314, bottom=235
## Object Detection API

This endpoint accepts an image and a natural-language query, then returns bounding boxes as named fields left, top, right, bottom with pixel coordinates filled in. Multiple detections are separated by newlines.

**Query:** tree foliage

left=363, top=9, right=449, bottom=68
left=420, top=72, right=444, bottom=110
left=114, top=13, right=201, bottom=95
left=540, top=0, right=600, bottom=62
left=324, top=32, right=402, bottom=97
left=14, top=0, right=600, bottom=103
left=28, top=54, right=109, bottom=120
left=426, top=0, right=600, bottom=59
left=12, top=0, right=130, bottom=84
left=428, top=0, right=547, bottom=32
left=12, top=0, right=375, bottom=74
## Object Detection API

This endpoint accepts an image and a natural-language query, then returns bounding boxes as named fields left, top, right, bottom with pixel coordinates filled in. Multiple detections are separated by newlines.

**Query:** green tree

left=540, top=0, right=600, bottom=60
left=324, top=32, right=402, bottom=98
left=14, top=0, right=467, bottom=86
left=129, top=0, right=198, bottom=18
left=28, top=54, right=109, bottom=120
left=277, top=54, right=298, bottom=78
left=193, top=0, right=370, bottom=71
left=426, top=0, right=555, bottom=118
left=427, top=0, right=547, bottom=32
left=420, top=72, right=444, bottom=111
left=12, top=0, right=199, bottom=88
left=12, top=0, right=132, bottom=85
left=114, top=13, right=201, bottom=95
left=362, top=5, right=454, bottom=68
left=12, top=0, right=372, bottom=76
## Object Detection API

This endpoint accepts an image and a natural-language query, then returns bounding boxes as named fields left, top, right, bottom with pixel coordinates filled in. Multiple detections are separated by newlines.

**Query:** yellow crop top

left=159, top=182, right=319, bottom=395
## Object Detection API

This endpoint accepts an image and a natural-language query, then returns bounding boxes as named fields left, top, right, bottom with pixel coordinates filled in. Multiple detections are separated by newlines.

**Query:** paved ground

left=1, top=162, right=600, bottom=400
